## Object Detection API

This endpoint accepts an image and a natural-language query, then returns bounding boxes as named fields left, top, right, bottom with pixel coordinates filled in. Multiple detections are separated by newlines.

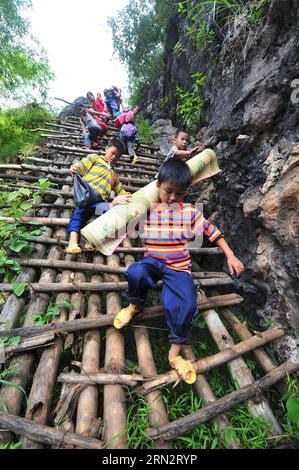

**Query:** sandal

left=131, top=156, right=139, bottom=165
left=113, top=304, right=141, bottom=329
left=65, top=244, right=82, bottom=254
left=169, top=355, right=197, bottom=384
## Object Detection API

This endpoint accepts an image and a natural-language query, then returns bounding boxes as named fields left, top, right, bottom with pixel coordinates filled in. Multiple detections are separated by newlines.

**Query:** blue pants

left=68, top=201, right=110, bottom=233
left=124, top=257, right=199, bottom=344
left=84, top=124, right=102, bottom=148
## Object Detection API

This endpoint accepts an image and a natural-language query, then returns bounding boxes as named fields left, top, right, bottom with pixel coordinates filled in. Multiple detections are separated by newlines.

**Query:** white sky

left=28, top=0, right=130, bottom=111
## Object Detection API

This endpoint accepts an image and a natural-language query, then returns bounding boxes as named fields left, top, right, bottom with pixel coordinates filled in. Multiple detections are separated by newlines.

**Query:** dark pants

left=68, top=201, right=110, bottom=232
left=119, top=134, right=140, bottom=160
left=124, top=257, right=199, bottom=344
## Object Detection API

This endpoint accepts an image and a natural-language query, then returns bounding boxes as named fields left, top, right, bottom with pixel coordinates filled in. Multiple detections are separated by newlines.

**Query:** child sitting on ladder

left=77, top=104, right=108, bottom=150
left=115, top=106, right=141, bottom=165
left=113, top=158, right=244, bottom=383
left=65, top=138, right=131, bottom=254
left=166, top=129, right=204, bottom=162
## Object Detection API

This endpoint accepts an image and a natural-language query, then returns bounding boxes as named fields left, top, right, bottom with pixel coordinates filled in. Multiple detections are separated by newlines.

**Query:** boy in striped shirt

left=114, top=158, right=244, bottom=384
left=66, top=138, right=131, bottom=254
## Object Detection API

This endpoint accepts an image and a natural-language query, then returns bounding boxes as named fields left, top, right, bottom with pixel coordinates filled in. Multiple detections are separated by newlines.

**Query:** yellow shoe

left=169, top=355, right=197, bottom=384
left=113, top=304, right=142, bottom=329
left=84, top=242, right=94, bottom=250
left=65, top=244, right=82, bottom=254
left=132, top=156, right=139, bottom=164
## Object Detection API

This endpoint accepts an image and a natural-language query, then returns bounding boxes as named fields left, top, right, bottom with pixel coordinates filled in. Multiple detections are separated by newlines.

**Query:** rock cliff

left=140, top=0, right=299, bottom=358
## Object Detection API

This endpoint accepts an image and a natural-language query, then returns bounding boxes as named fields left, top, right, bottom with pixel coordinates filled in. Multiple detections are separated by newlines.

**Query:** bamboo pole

left=63, top=253, right=87, bottom=351
left=221, top=308, right=287, bottom=395
left=103, top=254, right=127, bottom=449
left=0, top=184, right=74, bottom=198
left=49, top=254, right=79, bottom=438
left=46, top=144, right=161, bottom=166
left=0, top=174, right=141, bottom=193
left=0, top=412, right=103, bottom=449
left=7, top=258, right=232, bottom=283
left=17, top=236, right=222, bottom=255
left=10, top=258, right=126, bottom=274
left=200, top=296, right=282, bottom=436
left=0, top=216, right=70, bottom=226
left=123, top=238, right=170, bottom=449
left=0, top=296, right=243, bottom=334
left=146, top=359, right=299, bottom=441
left=75, top=256, right=103, bottom=437
left=58, top=373, right=144, bottom=387
left=0, top=162, right=152, bottom=184
left=0, top=166, right=149, bottom=187
left=3, top=332, right=55, bottom=357
left=135, top=327, right=285, bottom=396
left=182, top=346, right=239, bottom=449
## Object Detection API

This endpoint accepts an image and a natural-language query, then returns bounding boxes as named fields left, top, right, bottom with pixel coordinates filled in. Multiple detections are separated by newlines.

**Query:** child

left=113, top=158, right=244, bottom=384
left=104, top=86, right=123, bottom=117
left=166, top=129, right=204, bottom=162
left=77, top=104, right=107, bottom=149
left=66, top=138, right=132, bottom=254
left=115, top=106, right=140, bottom=164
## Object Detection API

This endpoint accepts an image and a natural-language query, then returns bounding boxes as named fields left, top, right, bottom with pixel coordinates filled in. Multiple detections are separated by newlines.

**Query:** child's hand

left=70, top=165, right=79, bottom=175
left=111, top=194, right=132, bottom=206
left=227, top=254, right=244, bottom=277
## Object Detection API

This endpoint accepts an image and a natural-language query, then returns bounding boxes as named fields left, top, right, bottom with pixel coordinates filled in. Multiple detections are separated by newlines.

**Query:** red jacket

left=94, top=97, right=105, bottom=113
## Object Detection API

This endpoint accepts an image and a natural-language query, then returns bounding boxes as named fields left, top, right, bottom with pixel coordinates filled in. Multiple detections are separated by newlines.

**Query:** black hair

left=107, top=138, right=126, bottom=156
left=157, top=157, right=192, bottom=188
left=86, top=92, right=95, bottom=100
left=175, top=128, right=189, bottom=138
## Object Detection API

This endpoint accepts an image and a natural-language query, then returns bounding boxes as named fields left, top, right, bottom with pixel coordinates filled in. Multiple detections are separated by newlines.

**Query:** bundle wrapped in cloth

left=81, top=149, right=221, bottom=255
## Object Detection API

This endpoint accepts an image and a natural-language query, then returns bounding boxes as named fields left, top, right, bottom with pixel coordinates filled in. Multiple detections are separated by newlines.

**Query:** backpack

left=120, top=123, right=137, bottom=138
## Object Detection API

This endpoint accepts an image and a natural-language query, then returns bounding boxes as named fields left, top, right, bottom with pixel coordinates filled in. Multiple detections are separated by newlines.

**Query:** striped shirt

left=73, top=154, right=127, bottom=200
left=142, top=202, right=223, bottom=272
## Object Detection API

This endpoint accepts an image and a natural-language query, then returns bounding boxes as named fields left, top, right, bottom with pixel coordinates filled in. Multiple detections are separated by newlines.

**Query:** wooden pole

left=221, top=308, right=287, bottom=395
left=76, top=257, right=103, bottom=437
left=146, top=359, right=299, bottom=441
left=0, top=412, right=103, bottom=449
left=200, top=296, right=282, bottom=436
left=103, top=254, right=128, bottom=449
left=182, top=345, right=239, bottom=449
left=58, top=373, right=144, bottom=387
left=0, top=294, right=244, bottom=341
left=135, top=327, right=285, bottom=396
left=16, top=236, right=222, bottom=255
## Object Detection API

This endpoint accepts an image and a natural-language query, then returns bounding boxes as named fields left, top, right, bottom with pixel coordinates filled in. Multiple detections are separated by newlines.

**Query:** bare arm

left=215, top=237, right=244, bottom=276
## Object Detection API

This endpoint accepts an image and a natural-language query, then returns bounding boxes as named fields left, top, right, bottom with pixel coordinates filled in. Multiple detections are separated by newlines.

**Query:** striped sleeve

left=192, top=208, right=224, bottom=242
left=74, top=154, right=95, bottom=176
left=112, top=172, right=127, bottom=196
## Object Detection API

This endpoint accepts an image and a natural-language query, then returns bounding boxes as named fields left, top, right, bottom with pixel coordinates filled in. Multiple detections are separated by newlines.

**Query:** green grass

left=0, top=102, right=54, bottom=163
left=136, top=114, right=154, bottom=144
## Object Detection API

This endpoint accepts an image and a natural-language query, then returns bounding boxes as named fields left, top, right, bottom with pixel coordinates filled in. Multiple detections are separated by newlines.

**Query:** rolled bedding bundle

left=81, top=149, right=221, bottom=255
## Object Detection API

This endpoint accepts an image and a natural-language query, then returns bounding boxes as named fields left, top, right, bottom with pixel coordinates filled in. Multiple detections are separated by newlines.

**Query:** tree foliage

left=0, top=0, right=53, bottom=100
left=108, top=0, right=170, bottom=103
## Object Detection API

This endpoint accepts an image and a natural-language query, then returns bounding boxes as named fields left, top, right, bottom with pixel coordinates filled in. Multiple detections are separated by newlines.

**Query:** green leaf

left=20, top=201, right=33, bottom=211
left=286, top=396, right=299, bottom=425
left=18, top=188, right=31, bottom=196
left=8, top=239, right=28, bottom=253
left=12, top=282, right=27, bottom=297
